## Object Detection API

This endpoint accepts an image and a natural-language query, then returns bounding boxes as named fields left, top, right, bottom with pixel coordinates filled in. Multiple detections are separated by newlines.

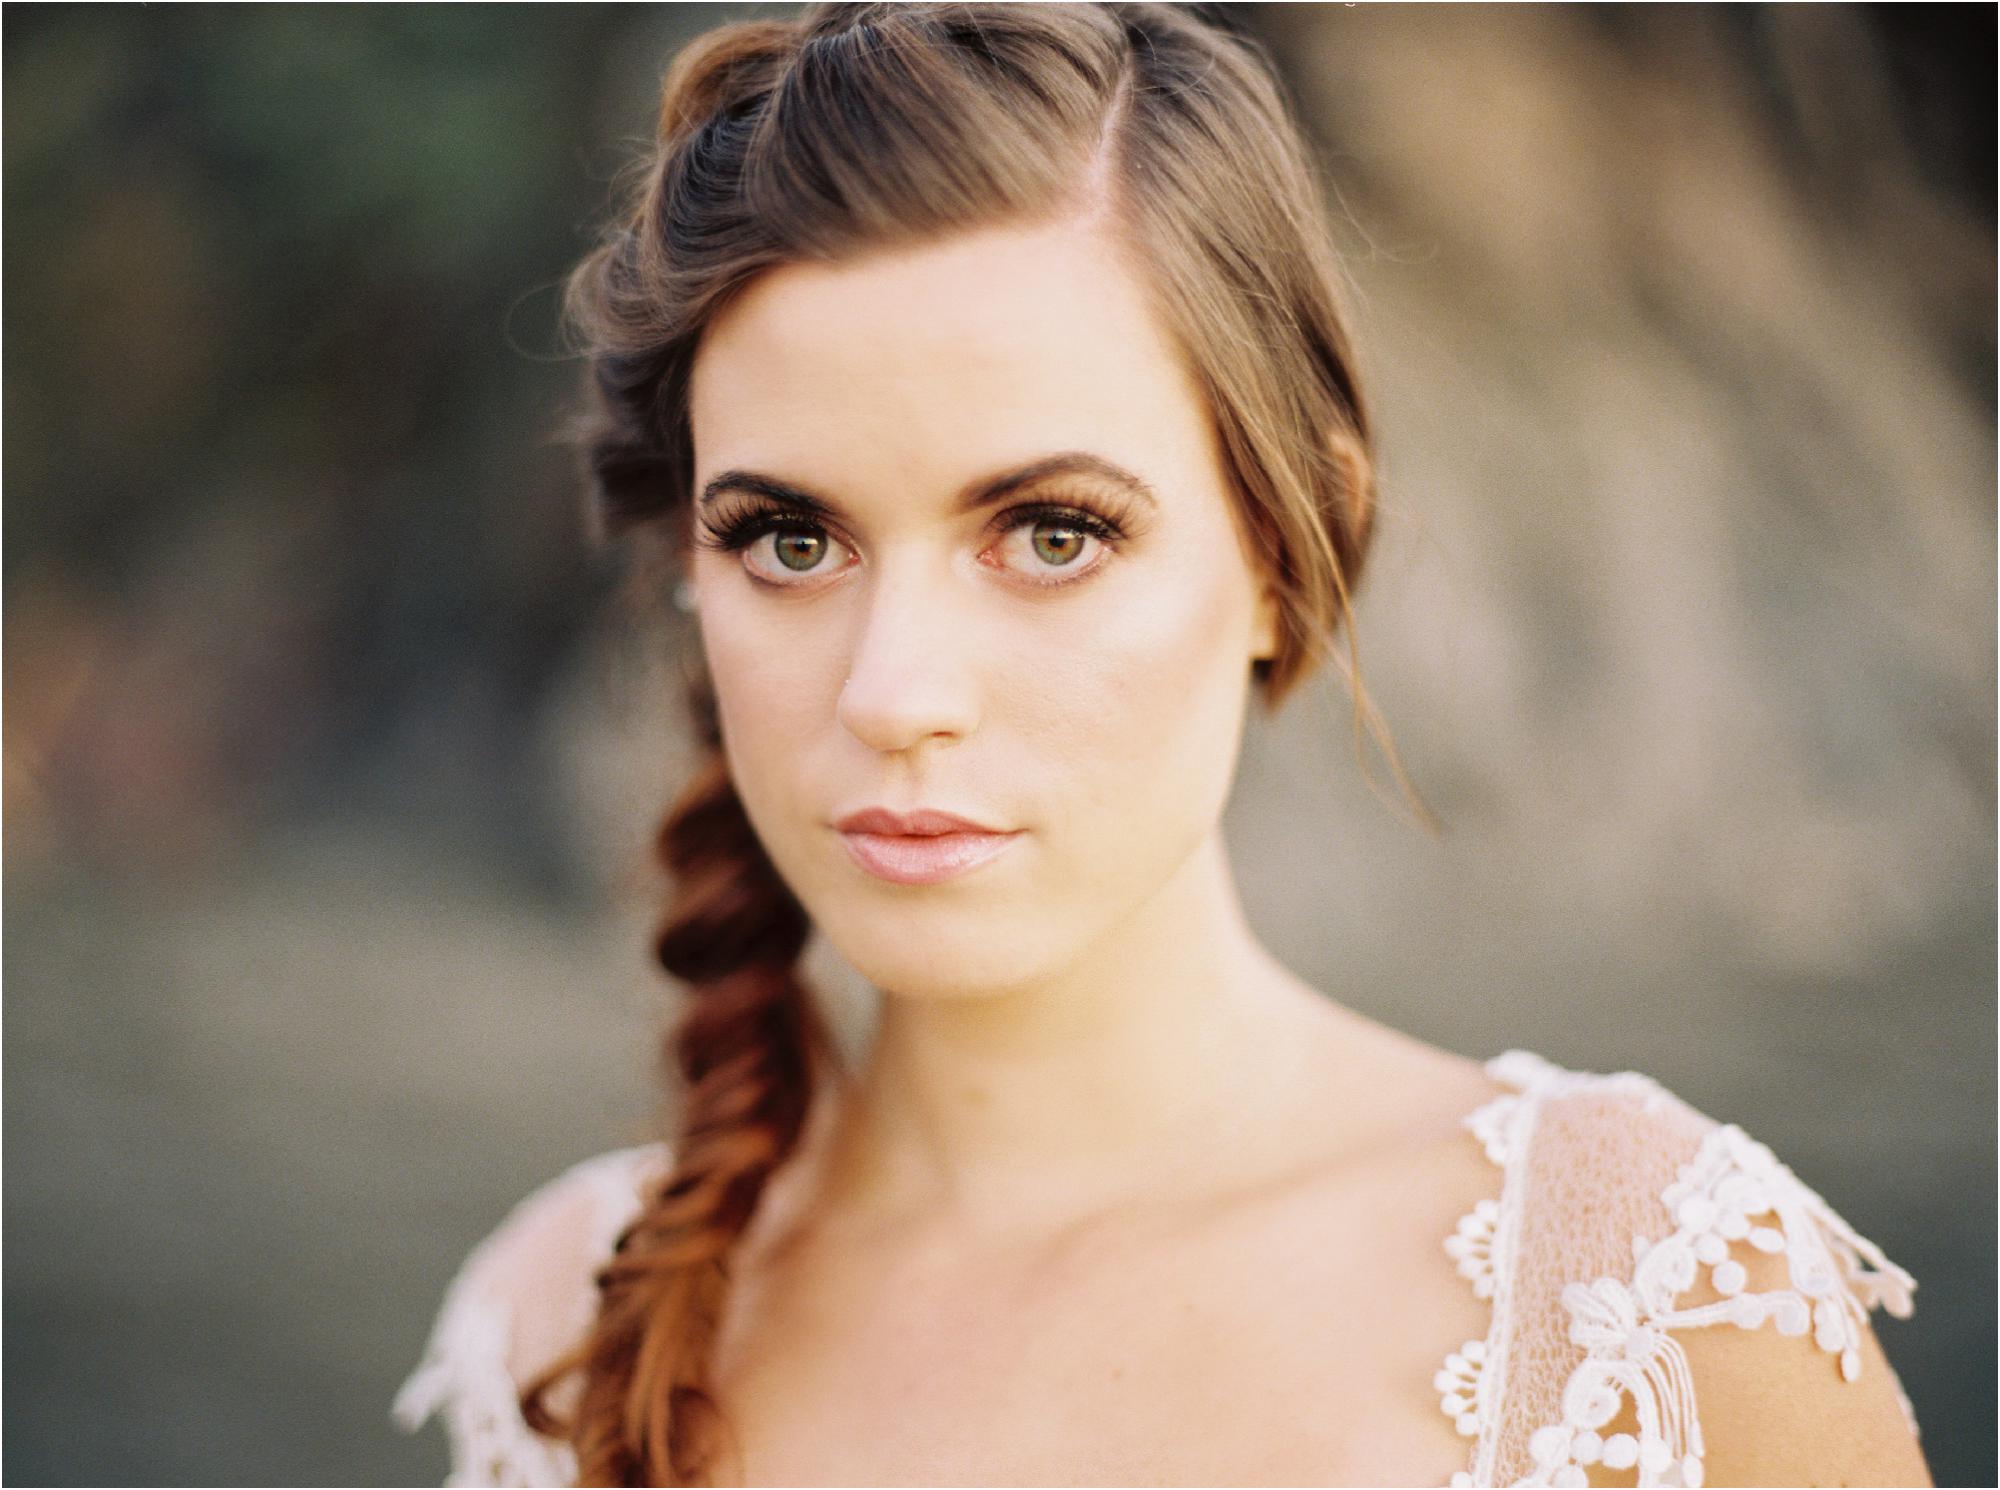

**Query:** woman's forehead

left=689, top=220, right=1216, bottom=506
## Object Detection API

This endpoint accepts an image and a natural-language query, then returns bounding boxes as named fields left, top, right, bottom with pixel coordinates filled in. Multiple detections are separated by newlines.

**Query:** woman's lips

left=838, top=828, right=1023, bottom=885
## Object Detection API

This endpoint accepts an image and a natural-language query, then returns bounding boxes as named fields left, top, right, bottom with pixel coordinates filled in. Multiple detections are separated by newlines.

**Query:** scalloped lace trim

left=1435, top=1053, right=1919, bottom=1489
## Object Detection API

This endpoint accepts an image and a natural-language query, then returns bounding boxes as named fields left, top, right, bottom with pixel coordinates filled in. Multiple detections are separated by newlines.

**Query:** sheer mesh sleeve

left=1439, top=1051, right=1919, bottom=1488
left=391, top=1144, right=670, bottom=1487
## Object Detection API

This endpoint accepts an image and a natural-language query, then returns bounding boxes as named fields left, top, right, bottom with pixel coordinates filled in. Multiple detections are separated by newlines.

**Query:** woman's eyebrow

left=696, top=451, right=1161, bottom=519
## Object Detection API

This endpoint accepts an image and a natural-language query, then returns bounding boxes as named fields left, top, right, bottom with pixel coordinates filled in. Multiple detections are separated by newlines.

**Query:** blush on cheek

left=1021, top=566, right=1251, bottom=805
left=1149, top=568, right=1258, bottom=766
left=1094, top=558, right=1254, bottom=713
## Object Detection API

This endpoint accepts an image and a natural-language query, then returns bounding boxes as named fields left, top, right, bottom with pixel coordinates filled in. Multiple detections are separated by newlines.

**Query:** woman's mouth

left=837, top=829, right=1023, bottom=886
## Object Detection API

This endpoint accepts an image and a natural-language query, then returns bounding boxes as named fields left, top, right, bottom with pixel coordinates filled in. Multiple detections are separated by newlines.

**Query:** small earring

left=672, top=579, right=698, bottom=614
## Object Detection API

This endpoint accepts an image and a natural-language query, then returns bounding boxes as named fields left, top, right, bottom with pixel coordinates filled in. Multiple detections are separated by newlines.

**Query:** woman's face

left=686, top=218, right=1279, bottom=999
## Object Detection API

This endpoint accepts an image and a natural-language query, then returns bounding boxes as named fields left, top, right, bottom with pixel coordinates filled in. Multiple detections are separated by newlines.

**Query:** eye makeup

left=689, top=484, right=1147, bottom=590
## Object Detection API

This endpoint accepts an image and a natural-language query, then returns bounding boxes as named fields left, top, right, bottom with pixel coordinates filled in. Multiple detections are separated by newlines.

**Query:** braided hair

left=521, top=5, right=1403, bottom=1482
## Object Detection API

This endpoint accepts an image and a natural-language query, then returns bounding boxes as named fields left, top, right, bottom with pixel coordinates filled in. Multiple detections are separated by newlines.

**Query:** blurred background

left=4, top=4, right=1991, bottom=1484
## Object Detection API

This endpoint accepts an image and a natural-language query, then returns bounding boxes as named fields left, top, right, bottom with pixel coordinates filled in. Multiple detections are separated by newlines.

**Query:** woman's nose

left=835, top=569, right=981, bottom=756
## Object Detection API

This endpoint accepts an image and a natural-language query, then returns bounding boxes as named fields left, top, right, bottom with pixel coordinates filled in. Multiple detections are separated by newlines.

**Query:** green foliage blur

left=5, top=5, right=722, bottom=891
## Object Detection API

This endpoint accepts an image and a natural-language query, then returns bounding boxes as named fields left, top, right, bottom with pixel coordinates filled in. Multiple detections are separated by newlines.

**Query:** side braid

left=523, top=0, right=1414, bottom=1478
left=521, top=661, right=837, bottom=1486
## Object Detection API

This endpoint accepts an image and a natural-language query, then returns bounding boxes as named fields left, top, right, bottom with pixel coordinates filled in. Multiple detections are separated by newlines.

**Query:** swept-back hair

left=522, top=5, right=1400, bottom=1482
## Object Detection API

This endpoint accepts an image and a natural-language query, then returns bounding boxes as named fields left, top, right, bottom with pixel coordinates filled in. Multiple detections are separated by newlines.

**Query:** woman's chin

left=821, top=918, right=1068, bottom=1003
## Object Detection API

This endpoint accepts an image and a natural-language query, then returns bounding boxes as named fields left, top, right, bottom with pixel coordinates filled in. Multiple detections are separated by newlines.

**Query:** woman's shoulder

left=1441, top=1048, right=1927, bottom=1487
left=1465, top=1048, right=1919, bottom=1324
left=390, top=1141, right=672, bottom=1486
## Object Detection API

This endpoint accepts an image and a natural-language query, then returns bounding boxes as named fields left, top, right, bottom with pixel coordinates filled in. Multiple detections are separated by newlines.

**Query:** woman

left=393, top=5, right=1929, bottom=1485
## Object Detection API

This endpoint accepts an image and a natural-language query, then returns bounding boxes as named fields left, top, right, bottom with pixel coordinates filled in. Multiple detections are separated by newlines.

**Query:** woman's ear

left=1250, top=585, right=1281, bottom=663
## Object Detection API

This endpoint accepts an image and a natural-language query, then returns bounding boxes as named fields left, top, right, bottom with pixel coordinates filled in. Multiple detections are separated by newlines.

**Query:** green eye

left=772, top=530, right=827, bottom=572
left=1030, top=521, right=1087, bottom=567
left=694, top=494, right=1126, bottom=592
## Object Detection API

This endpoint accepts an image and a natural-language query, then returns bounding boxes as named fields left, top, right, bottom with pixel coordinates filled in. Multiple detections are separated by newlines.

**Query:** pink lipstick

left=833, top=807, right=1023, bottom=886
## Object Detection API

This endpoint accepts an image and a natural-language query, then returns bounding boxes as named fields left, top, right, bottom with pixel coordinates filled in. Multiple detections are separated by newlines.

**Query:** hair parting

left=523, top=5, right=1427, bottom=1482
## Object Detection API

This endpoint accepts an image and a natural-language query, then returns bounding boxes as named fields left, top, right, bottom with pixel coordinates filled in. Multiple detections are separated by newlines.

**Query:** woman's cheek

left=1018, top=575, right=1241, bottom=848
left=1096, top=561, right=1247, bottom=744
left=1109, top=571, right=1257, bottom=835
left=702, top=612, right=826, bottom=865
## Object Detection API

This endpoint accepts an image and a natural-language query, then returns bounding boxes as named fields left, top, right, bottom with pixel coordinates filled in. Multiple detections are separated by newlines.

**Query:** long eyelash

left=690, top=487, right=1141, bottom=555
left=689, top=495, right=824, bottom=554
left=1003, top=497, right=1132, bottom=545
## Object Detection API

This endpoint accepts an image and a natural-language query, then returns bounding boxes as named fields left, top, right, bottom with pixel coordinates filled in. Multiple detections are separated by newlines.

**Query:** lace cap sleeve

left=1441, top=1052, right=1919, bottom=1488
left=391, top=1143, right=670, bottom=1487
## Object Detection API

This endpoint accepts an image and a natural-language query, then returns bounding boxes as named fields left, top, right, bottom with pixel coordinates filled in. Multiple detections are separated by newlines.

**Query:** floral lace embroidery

left=393, top=1145, right=666, bottom=1486
left=391, top=1274, right=577, bottom=1488
left=1435, top=1053, right=1919, bottom=1489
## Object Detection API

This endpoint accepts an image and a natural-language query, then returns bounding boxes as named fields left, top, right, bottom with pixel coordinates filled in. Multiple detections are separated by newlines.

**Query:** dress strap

left=1433, top=1052, right=1919, bottom=1487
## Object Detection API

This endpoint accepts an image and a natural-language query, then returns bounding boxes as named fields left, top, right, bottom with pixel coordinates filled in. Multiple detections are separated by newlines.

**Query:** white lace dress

left=392, top=1049, right=1921, bottom=1487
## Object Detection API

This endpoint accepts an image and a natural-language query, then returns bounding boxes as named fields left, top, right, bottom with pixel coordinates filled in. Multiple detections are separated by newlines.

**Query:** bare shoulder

left=1263, top=1017, right=1516, bottom=1258
left=1305, top=1018, right=1515, bottom=1175
left=1258, top=1019, right=1515, bottom=1306
left=1678, top=1239, right=1931, bottom=1487
left=1643, top=1116, right=1929, bottom=1487
left=1515, top=1073, right=1929, bottom=1487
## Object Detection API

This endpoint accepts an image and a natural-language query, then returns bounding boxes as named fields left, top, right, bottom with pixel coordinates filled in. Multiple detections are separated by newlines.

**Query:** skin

left=684, top=213, right=1469, bottom=1240
left=677, top=212, right=1504, bottom=1483
left=1674, top=1240, right=1934, bottom=1487
left=672, top=216, right=1927, bottom=1485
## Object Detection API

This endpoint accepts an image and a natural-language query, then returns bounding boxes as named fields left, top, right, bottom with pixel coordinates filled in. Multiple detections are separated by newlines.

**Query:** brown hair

left=521, top=4, right=1415, bottom=1482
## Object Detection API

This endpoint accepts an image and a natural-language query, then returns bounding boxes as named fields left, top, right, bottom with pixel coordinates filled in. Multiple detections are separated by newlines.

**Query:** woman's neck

left=800, top=830, right=1361, bottom=1244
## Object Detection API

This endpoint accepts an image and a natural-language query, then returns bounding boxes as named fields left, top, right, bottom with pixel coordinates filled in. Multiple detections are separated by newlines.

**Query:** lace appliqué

left=391, top=1267, right=580, bottom=1488
left=393, top=1145, right=666, bottom=1487
left=1437, top=1050, right=1554, bottom=1485
left=1435, top=1054, right=1919, bottom=1489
